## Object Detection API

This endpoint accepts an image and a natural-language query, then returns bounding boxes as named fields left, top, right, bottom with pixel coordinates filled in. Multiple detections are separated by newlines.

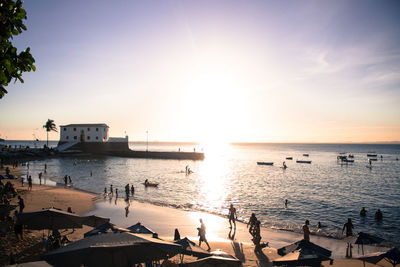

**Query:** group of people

left=360, top=207, right=383, bottom=220
left=104, top=184, right=135, bottom=199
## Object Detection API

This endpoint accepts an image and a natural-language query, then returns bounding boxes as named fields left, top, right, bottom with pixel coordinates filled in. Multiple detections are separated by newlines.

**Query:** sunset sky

left=1, top=0, right=399, bottom=143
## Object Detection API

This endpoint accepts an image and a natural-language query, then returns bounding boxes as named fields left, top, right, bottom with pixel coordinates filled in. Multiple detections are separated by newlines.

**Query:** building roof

left=60, top=123, right=109, bottom=128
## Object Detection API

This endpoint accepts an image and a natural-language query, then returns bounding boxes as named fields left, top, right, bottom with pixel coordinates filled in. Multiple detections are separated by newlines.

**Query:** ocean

left=5, top=141, right=400, bottom=242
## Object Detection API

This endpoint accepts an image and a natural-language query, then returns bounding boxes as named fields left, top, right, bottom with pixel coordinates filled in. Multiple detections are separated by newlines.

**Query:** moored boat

left=303, top=154, right=309, bottom=157
left=285, top=157, right=293, bottom=160
left=257, top=162, right=274, bottom=166
left=143, top=182, right=158, bottom=187
left=296, top=160, right=312, bottom=164
left=367, top=154, right=377, bottom=157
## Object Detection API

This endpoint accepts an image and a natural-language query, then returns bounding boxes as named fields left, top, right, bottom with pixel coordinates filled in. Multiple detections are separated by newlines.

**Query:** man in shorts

left=198, top=218, right=211, bottom=251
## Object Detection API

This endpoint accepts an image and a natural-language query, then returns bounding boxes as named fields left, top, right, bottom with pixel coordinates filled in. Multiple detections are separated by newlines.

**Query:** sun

left=178, top=71, right=250, bottom=144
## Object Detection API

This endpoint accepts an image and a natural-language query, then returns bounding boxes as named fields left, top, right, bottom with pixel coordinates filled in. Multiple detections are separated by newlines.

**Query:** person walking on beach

left=110, top=185, right=113, bottom=195
left=251, top=220, right=268, bottom=251
left=115, top=188, right=118, bottom=198
left=198, top=218, right=211, bottom=251
left=247, top=213, right=257, bottom=234
left=44, top=163, right=47, bottom=173
left=342, top=218, right=354, bottom=237
left=302, top=220, right=310, bottom=241
left=228, top=204, right=237, bottom=229
left=13, top=211, right=23, bottom=240
left=18, top=196, right=25, bottom=213
left=343, top=218, right=354, bottom=258
left=38, top=172, right=42, bottom=185
left=68, top=176, right=72, bottom=184
left=27, top=175, right=32, bottom=191
left=131, top=184, right=134, bottom=195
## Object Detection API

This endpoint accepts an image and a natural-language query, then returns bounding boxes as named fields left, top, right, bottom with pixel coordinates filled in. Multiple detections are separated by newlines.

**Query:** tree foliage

left=0, top=0, right=35, bottom=99
left=43, top=119, right=57, bottom=133
left=43, top=119, right=57, bottom=146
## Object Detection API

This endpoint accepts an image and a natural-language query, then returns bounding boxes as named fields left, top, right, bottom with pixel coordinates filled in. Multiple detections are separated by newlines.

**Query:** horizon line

left=3, top=139, right=400, bottom=145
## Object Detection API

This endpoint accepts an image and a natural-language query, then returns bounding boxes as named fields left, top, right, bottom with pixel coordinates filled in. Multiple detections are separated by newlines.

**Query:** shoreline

left=1, top=165, right=391, bottom=266
left=13, top=161, right=399, bottom=245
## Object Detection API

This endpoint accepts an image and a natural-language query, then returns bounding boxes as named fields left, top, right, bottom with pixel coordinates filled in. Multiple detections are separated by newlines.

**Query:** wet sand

left=87, top=197, right=390, bottom=266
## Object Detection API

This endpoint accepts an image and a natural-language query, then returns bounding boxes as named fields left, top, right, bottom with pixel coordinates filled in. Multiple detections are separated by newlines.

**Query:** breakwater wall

left=61, top=142, right=204, bottom=160
left=106, top=150, right=205, bottom=160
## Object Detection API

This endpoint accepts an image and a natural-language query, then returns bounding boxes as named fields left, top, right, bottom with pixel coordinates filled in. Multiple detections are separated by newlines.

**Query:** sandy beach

left=0, top=165, right=392, bottom=266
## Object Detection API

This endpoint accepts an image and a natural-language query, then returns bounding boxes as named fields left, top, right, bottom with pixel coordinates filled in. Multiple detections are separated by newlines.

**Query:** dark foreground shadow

left=231, top=240, right=245, bottom=263
left=255, top=248, right=272, bottom=267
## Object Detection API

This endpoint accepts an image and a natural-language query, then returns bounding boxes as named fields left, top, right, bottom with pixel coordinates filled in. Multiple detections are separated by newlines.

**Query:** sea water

left=10, top=141, right=400, bottom=241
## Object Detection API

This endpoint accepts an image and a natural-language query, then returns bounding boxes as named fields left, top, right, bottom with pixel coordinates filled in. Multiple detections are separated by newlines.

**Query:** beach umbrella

left=357, top=247, right=400, bottom=267
left=81, top=215, right=110, bottom=228
left=83, top=222, right=129, bottom=238
left=42, top=232, right=182, bottom=267
left=186, top=255, right=241, bottom=267
left=174, top=237, right=211, bottom=262
left=17, top=208, right=84, bottom=230
left=274, top=239, right=332, bottom=266
left=354, top=232, right=385, bottom=255
left=126, top=222, right=155, bottom=234
left=11, top=261, right=53, bottom=267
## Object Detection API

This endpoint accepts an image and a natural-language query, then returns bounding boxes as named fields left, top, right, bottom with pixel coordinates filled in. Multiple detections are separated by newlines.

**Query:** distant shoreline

left=3, top=140, right=400, bottom=145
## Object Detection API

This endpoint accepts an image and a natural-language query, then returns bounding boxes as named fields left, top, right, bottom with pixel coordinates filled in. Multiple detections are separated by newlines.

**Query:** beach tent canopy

left=83, top=222, right=128, bottom=238
left=354, top=232, right=385, bottom=245
left=174, top=237, right=211, bottom=258
left=17, top=208, right=83, bottom=230
left=186, top=255, right=241, bottom=267
left=345, top=232, right=385, bottom=255
left=273, top=249, right=331, bottom=266
left=126, top=222, right=155, bottom=234
left=274, top=239, right=332, bottom=266
left=81, top=215, right=110, bottom=228
left=357, top=247, right=400, bottom=267
left=8, top=261, right=53, bottom=267
left=42, top=232, right=182, bottom=267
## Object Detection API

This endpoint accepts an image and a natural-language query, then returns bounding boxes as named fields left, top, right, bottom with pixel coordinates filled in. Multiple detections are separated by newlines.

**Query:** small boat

left=343, top=159, right=354, bottom=163
left=257, top=162, right=274, bottom=166
left=369, top=158, right=377, bottom=161
left=296, top=160, right=312, bottom=164
left=337, top=155, right=347, bottom=161
left=348, top=154, right=354, bottom=158
left=143, top=182, right=158, bottom=187
left=286, top=157, right=293, bottom=160
left=367, top=154, right=377, bottom=157
left=303, top=154, right=309, bottom=157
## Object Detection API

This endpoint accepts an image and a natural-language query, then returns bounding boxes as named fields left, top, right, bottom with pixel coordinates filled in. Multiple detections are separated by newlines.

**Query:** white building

left=59, top=123, right=110, bottom=143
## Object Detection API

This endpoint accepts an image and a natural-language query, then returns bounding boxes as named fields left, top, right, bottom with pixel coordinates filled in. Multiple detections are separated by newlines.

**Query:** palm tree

left=43, top=119, right=57, bottom=147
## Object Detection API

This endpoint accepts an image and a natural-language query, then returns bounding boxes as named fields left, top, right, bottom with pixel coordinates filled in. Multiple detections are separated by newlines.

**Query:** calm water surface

left=12, top=142, right=400, bottom=241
